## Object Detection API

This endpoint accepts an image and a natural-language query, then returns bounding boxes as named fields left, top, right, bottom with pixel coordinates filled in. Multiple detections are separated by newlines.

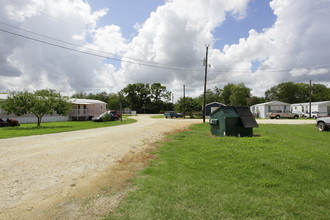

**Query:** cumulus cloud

left=0, top=0, right=119, bottom=94
left=0, top=0, right=329, bottom=99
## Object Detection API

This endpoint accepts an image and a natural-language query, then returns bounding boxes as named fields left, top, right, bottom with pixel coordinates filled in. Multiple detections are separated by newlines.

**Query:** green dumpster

left=209, top=106, right=258, bottom=137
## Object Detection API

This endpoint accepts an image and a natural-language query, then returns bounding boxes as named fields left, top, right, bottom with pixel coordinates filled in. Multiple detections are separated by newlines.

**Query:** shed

left=209, top=106, right=258, bottom=137
left=205, top=102, right=226, bottom=116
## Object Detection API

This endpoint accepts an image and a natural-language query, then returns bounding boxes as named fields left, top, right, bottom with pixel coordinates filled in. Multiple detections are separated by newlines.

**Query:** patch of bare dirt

left=0, top=115, right=200, bottom=220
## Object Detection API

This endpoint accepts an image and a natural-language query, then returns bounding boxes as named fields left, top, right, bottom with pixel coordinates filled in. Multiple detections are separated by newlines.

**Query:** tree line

left=72, top=81, right=330, bottom=114
left=1, top=82, right=329, bottom=126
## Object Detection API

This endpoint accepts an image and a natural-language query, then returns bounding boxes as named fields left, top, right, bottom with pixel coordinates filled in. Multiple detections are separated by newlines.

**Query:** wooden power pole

left=309, top=80, right=312, bottom=118
left=183, top=84, right=186, bottom=118
left=203, top=45, right=209, bottom=123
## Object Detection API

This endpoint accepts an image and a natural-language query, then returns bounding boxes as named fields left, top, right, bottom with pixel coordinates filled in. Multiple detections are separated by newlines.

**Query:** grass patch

left=150, top=114, right=165, bottom=119
left=0, top=118, right=136, bottom=139
left=106, top=124, right=330, bottom=220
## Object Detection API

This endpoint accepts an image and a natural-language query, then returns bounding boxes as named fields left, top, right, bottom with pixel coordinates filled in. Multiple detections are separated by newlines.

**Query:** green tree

left=265, top=82, right=330, bottom=103
left=219, top=83, right=251, bottom=106
left=247, top=96, right=266, bottom=106
left=71, top=91, right=88, bottom=99
left=197, top=87, right=223, bottom=106
left=122, top=83, right=171, bottom=113
left=229, top=83, right=251, bottom=106
left=0, top=89, right=72, bottom=126
left=312, top=84, right=330, bottom=101
left=175, top=97, right=201, bottom=118
left=107, top=93, right=121, bottom=110
left=220, top=83, right=236, bottom=105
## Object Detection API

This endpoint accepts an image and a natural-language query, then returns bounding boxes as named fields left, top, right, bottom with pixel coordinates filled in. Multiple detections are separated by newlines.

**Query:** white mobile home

left=250, top=101, right=291, bottom=118
left=0, top=94, right=107, bottom=123
left=291, top=101, right=330, bottom=116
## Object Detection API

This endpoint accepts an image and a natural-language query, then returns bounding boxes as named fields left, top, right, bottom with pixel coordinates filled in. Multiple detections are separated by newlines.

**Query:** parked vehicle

left=316, top=116, right=330, bottom=131
left=164, top=111, right=182, bottom=118
left=92, top=111, right=120, bottom=122
left=0, top=118, right=20, bottom=127
left=268, top=110, right=299, bottom=119
left=109, top=110, right=121, bottom=118
left=301, top=111, right=319, bottom=118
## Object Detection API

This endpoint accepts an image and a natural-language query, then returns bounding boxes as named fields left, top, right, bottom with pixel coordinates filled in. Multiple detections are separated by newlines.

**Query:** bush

left=102, top=113, right=111, bottom=122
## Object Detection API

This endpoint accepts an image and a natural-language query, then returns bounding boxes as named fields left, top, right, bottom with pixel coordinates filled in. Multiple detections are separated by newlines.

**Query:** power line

left=1, top=21, right=329, bottom=74
left=0, top=28, right=203, bottom=72
left=0, top=21, right=182, bottom=66
left=209, top=65, right=330, bottom=73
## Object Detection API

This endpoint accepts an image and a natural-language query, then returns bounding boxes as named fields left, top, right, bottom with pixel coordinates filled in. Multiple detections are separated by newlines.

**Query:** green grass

left=150, top=114, right=165, bottom=119
left=0, top=118, right=136, bottom=139
left=106, top=124, right=330, bottom=220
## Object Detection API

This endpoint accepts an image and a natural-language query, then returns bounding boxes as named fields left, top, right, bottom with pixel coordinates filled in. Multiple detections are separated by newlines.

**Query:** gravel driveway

left=0, top=115, right=200, bottom=219
left=0, top=116, right=314, bottom=219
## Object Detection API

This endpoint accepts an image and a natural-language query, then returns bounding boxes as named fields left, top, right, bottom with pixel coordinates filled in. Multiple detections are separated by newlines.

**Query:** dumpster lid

left=235, top=106, right=259, bottom=128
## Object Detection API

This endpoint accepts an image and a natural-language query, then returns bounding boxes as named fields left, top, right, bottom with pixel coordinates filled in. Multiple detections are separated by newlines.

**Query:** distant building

left=205, top=102, right=226, bottom=117
left=69, top=98, right=106, bottom=121
left=250, top=101, right=291, bottom=118
left=291, top=101, right=330, bottom=116
left=0, top=94, right=107, bottom=123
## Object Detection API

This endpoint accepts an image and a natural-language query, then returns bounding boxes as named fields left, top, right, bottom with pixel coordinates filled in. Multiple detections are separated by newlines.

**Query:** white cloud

left=0, top=0, right=329, bottom=99
left=0, top=0, right=118, bottom=94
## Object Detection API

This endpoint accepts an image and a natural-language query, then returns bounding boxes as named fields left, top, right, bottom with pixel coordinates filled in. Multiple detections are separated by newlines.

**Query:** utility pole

left=183, top=84, right=186, bottom=119
left=120, top=102, right=123, bottom=122
left=309, top=80, right=312, bottom=118
left=203, top=45, right=209, bottom=123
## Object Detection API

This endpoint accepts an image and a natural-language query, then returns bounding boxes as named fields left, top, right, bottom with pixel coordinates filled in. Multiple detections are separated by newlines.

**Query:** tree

left=150, top=83, right=169, bottom=102
left=0, top=89, right=72, bottom=126
left=219, top=83, right=251, bottom=106
left=229, top=83, right=251, bottom=106
left=220, top=83, right=236, bottom=105
left=121, top=83, right=171, bottom=113
left=311, top=84, right=330, bottom=101
left=197, top=86, right=222, bottom=106
left=107, top=93, right=121, bottom=110
left=71, top=91, right=88, bottom=99
left=247, top=96, right=266, bottom=106
left=265, top=82, right=330, bottom=103
left=175, top=97, right=201, bottom=118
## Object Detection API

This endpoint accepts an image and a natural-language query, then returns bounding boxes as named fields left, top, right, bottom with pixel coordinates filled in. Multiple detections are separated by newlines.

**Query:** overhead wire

left=0, top=27, right=204, bottom=72
left=0, top=21, right=329, bottom=74
left=0, top=21, right=183, bottom=66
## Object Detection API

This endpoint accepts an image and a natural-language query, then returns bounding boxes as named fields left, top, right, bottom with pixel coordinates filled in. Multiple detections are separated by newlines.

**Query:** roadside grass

left=106, top=124, right=330, bottom=220
left=0, top=118, right=136, bottom=139
left=151, top=115, right=164, bottom=119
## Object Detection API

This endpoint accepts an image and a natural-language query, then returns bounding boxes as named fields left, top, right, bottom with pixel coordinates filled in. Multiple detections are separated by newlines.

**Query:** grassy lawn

left=0, top=118, right=136, bottom=139
left=106, top=124, right=329, bottom=220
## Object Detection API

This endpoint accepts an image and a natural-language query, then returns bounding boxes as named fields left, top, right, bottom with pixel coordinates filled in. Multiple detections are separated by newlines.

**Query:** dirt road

left=0, top=115, right=201, bottom=220
left=0, top=116, right=315, bottom=219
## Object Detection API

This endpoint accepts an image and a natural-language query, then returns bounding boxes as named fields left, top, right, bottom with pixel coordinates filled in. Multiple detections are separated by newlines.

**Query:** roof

left=291, top=101, right=330, bottom=106
left=252, top=101, right=290, bottom=106
left=69, top=98, right=106, bottom=105
left=235, top=106, right=259, bottom=128
left=206, top=102, right=226, bottom=107
left=0, top=94, right=105, bottom=105
left=0, top=94, right=8, bottom=100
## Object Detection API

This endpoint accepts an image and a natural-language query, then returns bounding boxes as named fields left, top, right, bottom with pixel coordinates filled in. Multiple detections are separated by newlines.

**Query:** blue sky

left=90, top=0, right=164, bottom=40
left=214, top=0, right=276, bottom=49
left=1, top=0, right=329, bottom=98
left=89, top=0, right=276, bottom=50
